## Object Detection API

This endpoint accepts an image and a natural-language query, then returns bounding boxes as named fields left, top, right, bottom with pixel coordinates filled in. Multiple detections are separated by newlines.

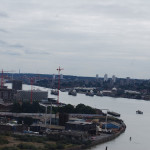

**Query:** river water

left=6, top=83, right=150, bottom=150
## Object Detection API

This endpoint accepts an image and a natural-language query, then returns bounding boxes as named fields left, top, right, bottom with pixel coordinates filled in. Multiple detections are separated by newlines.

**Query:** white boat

left=68, top=89, right=77, bottom=96
left=51, top=89, right=58, bottom=95
left=86, top=90, right=94, bottom=96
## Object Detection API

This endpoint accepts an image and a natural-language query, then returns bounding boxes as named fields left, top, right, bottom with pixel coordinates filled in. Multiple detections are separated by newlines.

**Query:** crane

left=0, top=69, right=15, bottom=88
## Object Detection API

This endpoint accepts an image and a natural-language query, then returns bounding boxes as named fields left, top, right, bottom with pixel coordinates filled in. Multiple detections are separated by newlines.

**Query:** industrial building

left=0, top=100, right=13, bottom=112
left=0, top=124, right=27, bottom=132
left=16, top=89, right=48, bottom=102
left=12, top=80, right=22, bottom=91
left=101, top=122, right=121, bottom=130
left=0, top=87, right=14, bottom=102
left=65, top=121, right=96, bottom=134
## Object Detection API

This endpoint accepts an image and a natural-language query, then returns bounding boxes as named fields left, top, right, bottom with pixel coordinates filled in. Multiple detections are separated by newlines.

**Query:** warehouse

left=16, top=89, right=48, bottom=102
left=65, top=121, right=96, bottom=134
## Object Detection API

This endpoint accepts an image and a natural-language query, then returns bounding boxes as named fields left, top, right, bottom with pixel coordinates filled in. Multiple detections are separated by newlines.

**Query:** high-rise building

left=126, top=77, right=130, bottom=84
left=52, top=74, right=55, bottom=80
left=96, top=74, right=99, bottom=79
left=104, top=74, right=108, bottom=82
left=60, top=74, right=63, bottom=79
left=112, top=75, right=116, bottom=83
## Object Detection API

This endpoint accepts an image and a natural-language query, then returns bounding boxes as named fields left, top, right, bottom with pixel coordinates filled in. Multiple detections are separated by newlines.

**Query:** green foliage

left=17, top=117, right=33, bottom=126
left=12, top=101, right=45, bottom=113
left=0, top=136, right=9, bottom=145
left=12, top=102, right=22, bottom=113
left=13, top=134, right=48, bottom=143
left=12, top=101, right=96, bottom=115
left=82, top=140, right=92, bottom=145
left=0, top=147, right=19, bottom=150
left=75, top=104, right=96, bottom=114
left=0, top=132, right=12, bottom=136
left=53, top=103, right=96, bottom=114
left=44, top=144, right=56, bottom=150
left=56, top=143, right=65, bottom=149
left=57, top=104, right=75, bottom=113
left=17, top=143, right=37, bottom=150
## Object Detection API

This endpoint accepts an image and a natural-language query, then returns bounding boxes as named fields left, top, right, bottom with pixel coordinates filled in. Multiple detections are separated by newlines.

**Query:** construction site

left=0, top=68, right=126, bottom=150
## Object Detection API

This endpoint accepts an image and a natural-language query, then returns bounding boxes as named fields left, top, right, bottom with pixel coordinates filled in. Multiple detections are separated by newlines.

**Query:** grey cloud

left=0, top=39, right=50, bottom=56
left=0, top=40, right=24, bottom=49
left=2, top=51, right=21, bottom=56
left=1, top=0, right=150, bottom=78
left=75, top=1, right=150, bottom=20
left=0, top=29, right=8, bottom=33
left=0, top=40, right=6, bottom=45
left=24, top=49, right=51, bottom=55
left=0, top=11, right=8, bottom=18
left=10, top=44, right=24, bottom=48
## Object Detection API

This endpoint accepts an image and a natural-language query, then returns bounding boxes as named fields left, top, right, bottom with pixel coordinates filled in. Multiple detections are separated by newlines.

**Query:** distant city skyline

left=1, top=0, right=150, bottom=79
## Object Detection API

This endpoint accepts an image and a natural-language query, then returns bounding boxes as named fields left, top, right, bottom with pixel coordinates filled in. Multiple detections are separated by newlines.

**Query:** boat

left=96, top=91, right=103, bottom=96
left=51, top=89, right=58, bottom=95
left=68, top=89, right=77, bottom=96
left=86, top=90, right=94, bottom=96
left=136, top=110, right=143, bottom=114
left=60, top=89, right=66, bottom=92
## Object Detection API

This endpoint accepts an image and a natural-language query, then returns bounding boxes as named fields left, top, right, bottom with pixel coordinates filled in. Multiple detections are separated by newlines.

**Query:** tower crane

left=56, top=66, right=64, bottom=104
left=0, top=69, right=15, bottom=88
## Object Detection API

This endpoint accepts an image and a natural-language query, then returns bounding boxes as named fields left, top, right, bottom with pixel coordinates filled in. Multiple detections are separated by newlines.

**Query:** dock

left=108, top=111, right=120, bottom=117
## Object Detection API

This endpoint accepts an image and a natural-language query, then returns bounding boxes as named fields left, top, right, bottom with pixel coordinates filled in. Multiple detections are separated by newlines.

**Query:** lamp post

left=101, top=109, right=109, bottom=131
left=105, top=110, right=108, bottom=131
left=39, top=103, right=52, bottom=127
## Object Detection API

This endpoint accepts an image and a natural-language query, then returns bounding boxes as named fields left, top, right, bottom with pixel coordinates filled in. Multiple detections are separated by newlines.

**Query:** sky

left=0, top=0, right=150, bottom=79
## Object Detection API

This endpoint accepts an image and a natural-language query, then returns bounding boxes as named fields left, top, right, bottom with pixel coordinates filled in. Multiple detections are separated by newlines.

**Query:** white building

left=104, top=74, right=108, bottom=82
left=96, top=74, right=99, bottom=79
left=52, top=74, right=55, bottom=80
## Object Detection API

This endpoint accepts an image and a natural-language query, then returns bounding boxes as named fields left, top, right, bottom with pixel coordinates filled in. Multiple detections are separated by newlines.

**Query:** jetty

left=108, top=111, right=120, bottom=117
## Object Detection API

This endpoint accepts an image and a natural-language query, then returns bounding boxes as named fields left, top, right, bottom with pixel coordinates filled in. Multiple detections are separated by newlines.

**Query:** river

left=6, top=83, right=150, bottom=150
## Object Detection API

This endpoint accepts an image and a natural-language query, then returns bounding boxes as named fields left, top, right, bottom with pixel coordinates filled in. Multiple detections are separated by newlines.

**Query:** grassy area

left=0, top=136, right=9, bottom=145
left=0, top=133, right=77, bottom=150
left=12, top=134, right=49, bottom=143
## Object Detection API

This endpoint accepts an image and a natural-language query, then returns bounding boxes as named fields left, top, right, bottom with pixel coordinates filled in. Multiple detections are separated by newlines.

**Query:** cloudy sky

left=0, top=0, right=150, bottom=79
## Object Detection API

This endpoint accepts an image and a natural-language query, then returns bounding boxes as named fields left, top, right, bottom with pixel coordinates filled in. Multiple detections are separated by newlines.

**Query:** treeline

left=12, top=102, right=96, bottom=114
left=12, top=101, right=45, bottom=113
left=53, top=103, right=96, bottom=114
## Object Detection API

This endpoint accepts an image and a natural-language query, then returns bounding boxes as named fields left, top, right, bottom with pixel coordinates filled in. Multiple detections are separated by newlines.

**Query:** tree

left=12, top=102, right=22, bottom=113
left=75, top=104, right=96, bottom=114
left=17, top=117, right=33, bottom=126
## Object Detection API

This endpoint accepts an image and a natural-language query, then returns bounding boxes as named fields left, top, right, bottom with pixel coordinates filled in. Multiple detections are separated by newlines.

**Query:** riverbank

left=0, top=126, right=125, bottom=150
left=74, top=90, right=150, bottom=101
left=65, top=125, right=126, bottom=150
left=85, top=126, right=126, bottom=149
